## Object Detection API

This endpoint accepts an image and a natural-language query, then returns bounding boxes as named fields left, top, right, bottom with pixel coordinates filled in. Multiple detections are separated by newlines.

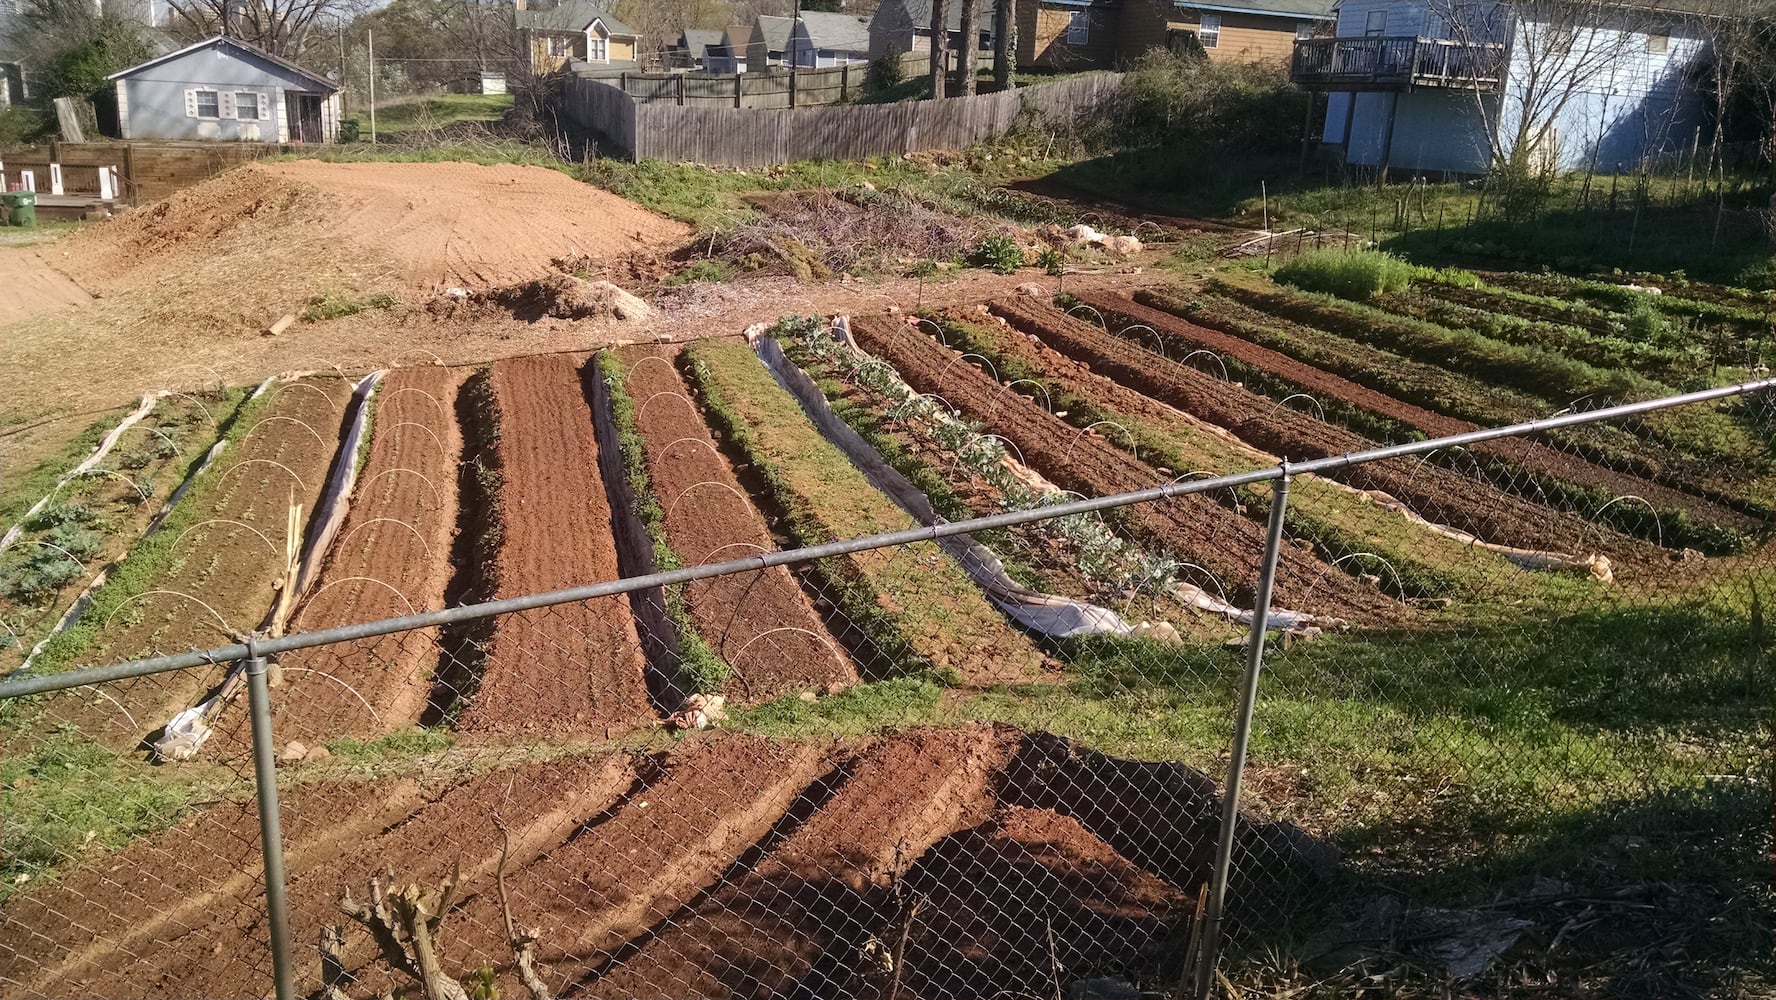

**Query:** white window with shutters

left=235, top=92, right=261, bottom=120
left=186, top=88, right=221, bottom=118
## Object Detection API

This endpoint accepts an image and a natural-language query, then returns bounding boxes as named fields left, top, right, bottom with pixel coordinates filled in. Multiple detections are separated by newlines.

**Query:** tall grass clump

left=1275, top=249, right=1414, bottom=301
left=1088, top=49, right=1306, bottom=151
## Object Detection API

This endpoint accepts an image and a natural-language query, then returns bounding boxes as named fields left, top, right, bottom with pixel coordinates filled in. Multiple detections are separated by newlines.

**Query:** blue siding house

left=108, top=36, right=343, bottom=144
left=1292, top=0, right=1719, bottom=175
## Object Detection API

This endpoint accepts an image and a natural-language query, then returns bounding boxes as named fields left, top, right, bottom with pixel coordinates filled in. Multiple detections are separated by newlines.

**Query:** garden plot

left=0, top=726, right=1309, bottom=1000
left=35, top=377, right=353, bottom=748
left=946, top=304, right=1614, bottom=597
left=986, top=298, right=1640, bottom=572
left=685, top=339, right=1048, bottom=685
left=0, top=390, right=243, bottom=674
left=1201, top=279, right=1772, bottom=502
left=605, top=346, right=857, bottom=700
left=207, top=367, right=467, bottom=753
left=1081, top=290, right=1763, bottom=553
left=455, top=356, right=656, bottom=736
left=847, top=316, right=1399, bottom=621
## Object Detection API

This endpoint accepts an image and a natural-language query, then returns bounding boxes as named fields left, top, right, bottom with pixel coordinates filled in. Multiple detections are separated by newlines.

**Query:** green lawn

left=366, top=93, right=513, bottom=134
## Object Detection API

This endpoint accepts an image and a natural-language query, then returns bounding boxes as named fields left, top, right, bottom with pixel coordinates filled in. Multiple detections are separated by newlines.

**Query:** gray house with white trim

left=108, top=36, right=342, bottom=144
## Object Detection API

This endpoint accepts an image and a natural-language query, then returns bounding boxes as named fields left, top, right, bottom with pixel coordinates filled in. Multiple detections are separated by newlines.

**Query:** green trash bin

left=2, top=190, right=36, bottom=227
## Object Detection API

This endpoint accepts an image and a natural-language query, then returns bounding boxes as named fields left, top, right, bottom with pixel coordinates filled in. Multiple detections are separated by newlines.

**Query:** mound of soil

left=436, top=274, right=653, bottom=323
left=61, top=160, right=691, bottom=294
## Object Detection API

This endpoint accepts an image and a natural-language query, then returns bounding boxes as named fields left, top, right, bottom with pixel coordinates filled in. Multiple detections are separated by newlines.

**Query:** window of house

left=589, top=33, right=609, bottom=61
left=1364, top=9, right=1388, bottom=36
left=235, top=92, right=259, bottom=120
left=1645, top=33, right=1668, bottom=53
left=1199, top=13, right=1221, bottom=48
left=1296, top=21, right=1317, bottom=39
left=1546, top=24, right=1574, bottom=54
left=194, top=89, right=219, bottom=118
left=547, top=35, right=570, bottom=57
left=1066, top=10, right=1089, bottom=44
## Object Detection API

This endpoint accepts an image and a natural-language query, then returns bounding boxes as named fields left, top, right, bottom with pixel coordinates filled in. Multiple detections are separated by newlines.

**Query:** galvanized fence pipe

left=1195, top=467, right=1293, bottom=1000
left=243, top=647, right=295, bottom=1000
left=4, top=375, right=1770, bottom=703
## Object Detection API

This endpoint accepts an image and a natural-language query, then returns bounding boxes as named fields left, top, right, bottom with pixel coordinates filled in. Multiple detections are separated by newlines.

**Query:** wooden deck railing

left=1291, top=36, right=1506, bottom=90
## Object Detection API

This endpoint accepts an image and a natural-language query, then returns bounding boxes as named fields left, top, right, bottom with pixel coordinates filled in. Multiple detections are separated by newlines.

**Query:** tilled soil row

left=209, top=367, right=468, bottom=756
left=849, top=316, right=1398, bottom=618
left=47, top=377, right=353, bottom=749
left=987, top=298, right=1641, bottom=557
left=457, top=355, right=656, bottom=736
left=0, top=726, right=1286, bottom=1000
left=614, top=346, right=856, bottom=700
left=1077, top=292, right=1763, bottom=550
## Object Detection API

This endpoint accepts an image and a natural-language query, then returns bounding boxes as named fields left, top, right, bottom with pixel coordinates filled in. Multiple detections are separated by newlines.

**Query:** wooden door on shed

left=285, top=92, right=326, bottom=142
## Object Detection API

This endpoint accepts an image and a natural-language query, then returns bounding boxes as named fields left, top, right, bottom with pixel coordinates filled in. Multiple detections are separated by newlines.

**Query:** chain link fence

left=0, top=347, right=1770, bottom=1000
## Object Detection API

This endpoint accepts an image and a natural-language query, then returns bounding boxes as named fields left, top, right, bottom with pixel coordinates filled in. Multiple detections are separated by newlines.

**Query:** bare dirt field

left=0, top=249, right=89, bottom=327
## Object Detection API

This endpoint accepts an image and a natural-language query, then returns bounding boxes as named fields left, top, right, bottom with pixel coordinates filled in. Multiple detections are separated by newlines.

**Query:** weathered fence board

left=562, top=72, right=1120, bottom=167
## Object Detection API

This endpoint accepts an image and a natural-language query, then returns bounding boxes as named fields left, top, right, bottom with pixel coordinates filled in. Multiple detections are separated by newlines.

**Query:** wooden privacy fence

left=602, top=51, right=928, bottom=110
left=563, top=71, right=1121, bottom=167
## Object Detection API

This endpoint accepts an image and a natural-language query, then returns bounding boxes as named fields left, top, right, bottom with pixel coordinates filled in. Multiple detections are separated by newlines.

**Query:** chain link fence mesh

left=1, top=317, right=1770, bottom=1000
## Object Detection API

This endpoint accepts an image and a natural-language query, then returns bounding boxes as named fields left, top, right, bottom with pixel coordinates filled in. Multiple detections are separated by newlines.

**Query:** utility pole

left=788, top=0, right=801, bottom=108
left=367, top=28, right=376, bottom=144
left=337, top=17, right=347, bottom=116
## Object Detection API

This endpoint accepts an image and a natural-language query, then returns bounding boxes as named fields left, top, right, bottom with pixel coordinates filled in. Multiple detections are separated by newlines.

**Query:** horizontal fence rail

left=7, top=373, right=1769, bottom=701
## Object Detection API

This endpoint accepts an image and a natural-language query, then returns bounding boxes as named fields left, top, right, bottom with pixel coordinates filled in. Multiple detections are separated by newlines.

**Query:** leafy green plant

left=1275, top=249, right=1414, bottom=301
left=45, top=525, right=103, bottom=562
left=664, top=258, right=735, bottom=287
left=1037, top=247, right=1066, bottom=276
left=301, top=292, right=398, bottom=322
left=970, top=235, right=1025, bottom=274
left=26, top=503, right=99, bottom=532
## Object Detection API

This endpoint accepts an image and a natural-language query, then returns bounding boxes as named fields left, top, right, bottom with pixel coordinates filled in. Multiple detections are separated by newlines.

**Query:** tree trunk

left=930, top=0, right=950, bottom=98
left=958, top=0, right=977, bottom=95
left=993, top=0, right=1015, bottom=89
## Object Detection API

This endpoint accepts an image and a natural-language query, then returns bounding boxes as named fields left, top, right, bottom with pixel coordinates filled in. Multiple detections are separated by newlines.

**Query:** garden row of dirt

left=1191, top=280, right=1773, bottom=510
left=847, top=316, right=1400, bottom=620
left=1074, top=291, right=1763, bottom=553
left=609, top=345, right=857, bottom=699
left=45, top=377, right=353, bottom=749
left=685, top=339, right=1049, bottom=685
left=455, top=356, right=656, bottom=736
left=208, top=367, right=468, bottom=755
left=0, top=725, right=1312, bottom=1000
left=985, top=298, right=1646, bottom=565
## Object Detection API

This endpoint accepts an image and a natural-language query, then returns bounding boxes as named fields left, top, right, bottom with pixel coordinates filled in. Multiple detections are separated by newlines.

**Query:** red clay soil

left=208, top=367, right=468, bottom=756
left=986, top=298, right=1646, bottom=557
left=457, top=355, right=656, bottom=736
left=1074, top=291, right=1761, bottom=544
left=0, top=727, right=1317, bottom=1000
left=45, top=377, right=352, bottom=749
left=581, top=725, right=1019, bottom=999
left=849, top=315, right=1397, bottom=617
left=615, top=345, right=856, bottom=700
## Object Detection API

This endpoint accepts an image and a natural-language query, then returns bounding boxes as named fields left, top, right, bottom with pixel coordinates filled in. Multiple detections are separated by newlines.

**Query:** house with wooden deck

left=106, top=36, right=340, bottom=143
left=1293, top=0, right=1726, bottom=174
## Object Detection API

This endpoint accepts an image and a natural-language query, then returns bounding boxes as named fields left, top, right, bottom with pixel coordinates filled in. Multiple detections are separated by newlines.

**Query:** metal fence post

left=1194, top=464, right=1292, bottom=1000
left=245, top=641, right=296, bottom=1000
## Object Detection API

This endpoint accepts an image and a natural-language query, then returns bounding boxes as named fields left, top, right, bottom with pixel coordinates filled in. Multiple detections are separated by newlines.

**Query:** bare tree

left=1426, top=0, right=1687, bottom=178
left=992, top=0, right=1014, bottom=89
left=958, top=0, right=977, bottom=94
left=929, top=0, right=949, bottom=96
left=166, top=0, right=372, bottom=59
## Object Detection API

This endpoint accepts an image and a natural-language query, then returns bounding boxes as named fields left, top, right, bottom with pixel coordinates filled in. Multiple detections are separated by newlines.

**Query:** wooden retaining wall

left=0, top=140, right=290, bottom=205
left=563, top=72, right=1121, bottom=167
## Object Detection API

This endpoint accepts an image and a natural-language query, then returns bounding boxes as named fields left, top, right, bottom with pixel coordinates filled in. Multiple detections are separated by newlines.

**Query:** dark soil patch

left=614, top=345, right=856, bottom=701
left=456, top=355, right=656, bottom=736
